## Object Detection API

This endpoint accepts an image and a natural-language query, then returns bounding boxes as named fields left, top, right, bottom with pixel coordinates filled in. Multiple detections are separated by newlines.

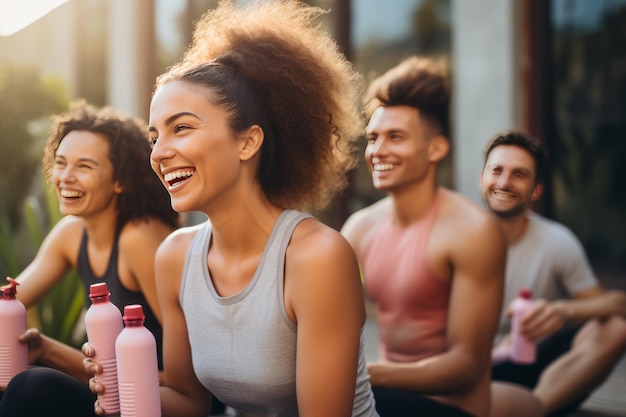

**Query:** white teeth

left=60, top=189, right=84, bottom=198
left=493, top=190, right=514, bottom=198
left=374, top=163, right=395, bottom=171
left=164, top=170, right=194, bottom=182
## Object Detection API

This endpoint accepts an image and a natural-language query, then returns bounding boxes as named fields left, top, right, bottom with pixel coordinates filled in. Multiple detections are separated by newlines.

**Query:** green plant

left=0, top=208, right=20, bottom=277
left=0, top=64, right=82, bottom=346
left=0, top=64, right=68, bottom=227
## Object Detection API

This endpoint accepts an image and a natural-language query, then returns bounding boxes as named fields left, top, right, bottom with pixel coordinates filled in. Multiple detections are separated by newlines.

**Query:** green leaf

left=0, top=209, right=20, bottom=276
left=22, top=196, right=45, bottom=248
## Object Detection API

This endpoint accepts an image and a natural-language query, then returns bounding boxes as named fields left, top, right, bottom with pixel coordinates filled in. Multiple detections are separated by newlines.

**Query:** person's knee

left=605, top=315, right=626, bottom=351
left=491, top=382, right=545, bottom=417
left=575, top=316, right=626, bottom=359
left=4, top=368, right=56, bottom=398
left=1, top=368, right=96, bottom=417
left=596, top=316, right=626, bottom=355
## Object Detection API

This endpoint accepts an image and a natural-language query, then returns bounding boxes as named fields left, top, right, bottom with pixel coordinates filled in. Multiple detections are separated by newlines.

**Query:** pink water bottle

left=85, top=282, right=123, bottom=414
left=116, top=304, right=161, bottom=417
left=510, top=288, right=536, bottom=364
left=0, top=277, right=28, bottom=389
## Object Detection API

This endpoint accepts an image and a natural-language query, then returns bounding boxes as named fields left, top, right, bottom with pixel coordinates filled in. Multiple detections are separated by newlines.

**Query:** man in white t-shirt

left=480, top=130, right=626, bottom=417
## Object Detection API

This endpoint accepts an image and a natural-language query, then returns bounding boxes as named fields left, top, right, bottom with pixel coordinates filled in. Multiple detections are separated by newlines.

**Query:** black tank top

left=78, top=228, right=163, bottom=369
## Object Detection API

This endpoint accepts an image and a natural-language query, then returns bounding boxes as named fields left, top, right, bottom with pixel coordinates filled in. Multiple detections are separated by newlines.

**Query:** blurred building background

left=1, top=0, right=625, bottom=279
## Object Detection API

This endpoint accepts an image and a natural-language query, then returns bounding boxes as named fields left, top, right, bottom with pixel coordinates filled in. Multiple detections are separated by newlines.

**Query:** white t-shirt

left=496, top=212, right=598, bottom=340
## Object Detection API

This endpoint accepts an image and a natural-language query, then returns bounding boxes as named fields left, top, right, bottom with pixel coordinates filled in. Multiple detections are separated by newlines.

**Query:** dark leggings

left=0, top=367, right=227, bottom=417
left=0, top=367, right=97, bottom=417
left=372, top=386, right=476, bottom=417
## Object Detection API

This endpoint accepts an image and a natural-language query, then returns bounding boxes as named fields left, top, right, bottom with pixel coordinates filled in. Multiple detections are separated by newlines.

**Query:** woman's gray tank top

left=180, top=210, right=378, bottom=416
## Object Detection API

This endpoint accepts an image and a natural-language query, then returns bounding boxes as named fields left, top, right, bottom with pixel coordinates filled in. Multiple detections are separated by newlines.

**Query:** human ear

left=531, top=182, right=543, bottom=202
left=239, top=125, right=264, bottom=161
left=114, top=181, right=124, bottom=194
left=428, top=135, right=450, bottom=163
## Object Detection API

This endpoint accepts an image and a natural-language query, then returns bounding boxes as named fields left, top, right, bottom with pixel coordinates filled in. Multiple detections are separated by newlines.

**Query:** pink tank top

left=363, top=191, right=450, bottom=362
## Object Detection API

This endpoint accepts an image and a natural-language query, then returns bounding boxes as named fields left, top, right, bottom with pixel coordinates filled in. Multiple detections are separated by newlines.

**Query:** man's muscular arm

left=521, top=287, right=626, bottom=341
left=367, top=207, right=506, bottom=394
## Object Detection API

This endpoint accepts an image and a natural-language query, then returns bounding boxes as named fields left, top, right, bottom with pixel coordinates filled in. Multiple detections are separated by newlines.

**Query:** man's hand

left=520, top=299, right=566, bottom=341
left=367, top=361, right=391, bottom=387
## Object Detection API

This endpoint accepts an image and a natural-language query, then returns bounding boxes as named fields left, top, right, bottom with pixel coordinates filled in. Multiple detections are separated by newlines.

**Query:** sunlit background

left=1, top=0, right=625, bottom=283
left=0, top=0, right=69, bottom=36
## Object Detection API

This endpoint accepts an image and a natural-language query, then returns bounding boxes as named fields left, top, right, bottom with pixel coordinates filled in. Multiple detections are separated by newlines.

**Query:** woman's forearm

left=38, top=335, right=91, bottom=384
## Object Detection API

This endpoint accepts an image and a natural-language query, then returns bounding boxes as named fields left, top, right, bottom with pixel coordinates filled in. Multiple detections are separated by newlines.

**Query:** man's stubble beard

left=487, top=200, right=528, bottom=219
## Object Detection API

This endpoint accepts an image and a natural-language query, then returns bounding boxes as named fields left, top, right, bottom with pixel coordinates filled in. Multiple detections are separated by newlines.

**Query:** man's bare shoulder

left=432, top=189, right=506, bottom=284
left=341, top=197, right=391, bottom=256
left=439, top=188, right=495, bottom=223
left=343, top=197, right=391, bottom=230
left=436, top=189, right=504, bottom=243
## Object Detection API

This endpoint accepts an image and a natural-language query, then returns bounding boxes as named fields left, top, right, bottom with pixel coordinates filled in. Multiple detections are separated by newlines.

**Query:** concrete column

left=107, top=0, right=154, bottom=120
left=451, top=0, right=518, bottom=204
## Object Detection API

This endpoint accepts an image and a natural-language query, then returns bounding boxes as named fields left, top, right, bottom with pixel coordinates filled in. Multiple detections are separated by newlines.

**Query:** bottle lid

left=123, top=304, right=145, bottom=321
left=89, top=283, right=110, bottom=300
left=519, top=288, right=532, bottom=299
left=0, top=277, right=20, bottom=299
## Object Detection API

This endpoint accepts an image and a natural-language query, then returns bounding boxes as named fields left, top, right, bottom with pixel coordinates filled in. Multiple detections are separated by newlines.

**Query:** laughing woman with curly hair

left=84, top=1, right=378, bottom=416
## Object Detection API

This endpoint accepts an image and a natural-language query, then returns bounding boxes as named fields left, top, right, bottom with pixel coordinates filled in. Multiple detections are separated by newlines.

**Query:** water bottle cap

left=519, top=288, right=532, bottom=299
left=123, top=304, right=145, bottom=321
left=0, top=277, right=20, bottom=298
left=89, top=283, right=110, bottom=299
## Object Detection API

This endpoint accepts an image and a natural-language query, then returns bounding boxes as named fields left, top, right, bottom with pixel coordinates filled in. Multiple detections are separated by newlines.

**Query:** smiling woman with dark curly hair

left=0, top=101, right=179, bottom=417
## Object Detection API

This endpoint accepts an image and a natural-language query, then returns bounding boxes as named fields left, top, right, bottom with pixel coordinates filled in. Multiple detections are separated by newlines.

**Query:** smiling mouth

left=492, top=190, right=515, bottom=199
left=164, top=170, right=195, bottom=188
left=60, top=189, right=85, bottom=198
left=373, top=163, right=395, bottom=172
